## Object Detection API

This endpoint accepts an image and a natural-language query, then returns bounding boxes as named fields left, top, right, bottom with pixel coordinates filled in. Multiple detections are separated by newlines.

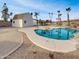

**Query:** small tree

left=1, top=3, right=12, bottom=22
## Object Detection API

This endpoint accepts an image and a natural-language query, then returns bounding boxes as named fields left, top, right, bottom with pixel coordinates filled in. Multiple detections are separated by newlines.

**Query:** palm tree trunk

left=59, top=18, right=62, bottom=26
left=36, top=16, right=38, bottom=26
left=67, top=13, right=70, bottom=26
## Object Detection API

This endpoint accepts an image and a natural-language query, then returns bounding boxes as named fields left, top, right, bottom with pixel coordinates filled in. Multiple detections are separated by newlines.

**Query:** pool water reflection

left=34, top=28, right=79, bottom=40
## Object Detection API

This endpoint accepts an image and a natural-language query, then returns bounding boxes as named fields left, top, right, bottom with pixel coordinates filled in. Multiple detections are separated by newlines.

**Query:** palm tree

left=1, top=3, right=12, bottom=22
left=10, top=12, right=13, bottom=16
left=34, top=12, right=39, bottom=26
left=57, top=10, right=62, bottom=26
left=66, top=7, right=71, bottom=26
left=48, top=12, right=51, bottom=20
left=34, top=12, right=39, bottom=19
left=57, top=10, right=60, bottom=18
left=48, top=12, right=53, bottom=25
left=48, top=12, right=53, bottom=20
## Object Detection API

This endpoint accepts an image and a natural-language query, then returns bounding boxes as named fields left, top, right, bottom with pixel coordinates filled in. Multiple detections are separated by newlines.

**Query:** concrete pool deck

left=5, top=29, right=79, bottom=59
left=0, top=28, right=23, bottom=59
left=20, top=27, right=79, bottom=53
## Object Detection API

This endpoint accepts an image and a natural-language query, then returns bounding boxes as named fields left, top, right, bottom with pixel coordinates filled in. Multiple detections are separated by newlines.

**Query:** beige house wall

left=12, top=19, right=23, bottom=27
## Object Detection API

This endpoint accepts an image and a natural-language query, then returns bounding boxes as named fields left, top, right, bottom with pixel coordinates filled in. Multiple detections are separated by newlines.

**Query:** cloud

left=13, top=0, right=65, bottom=12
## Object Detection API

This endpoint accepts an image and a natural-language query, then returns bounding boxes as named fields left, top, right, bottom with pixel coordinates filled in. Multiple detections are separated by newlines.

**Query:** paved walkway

left=0, top=29, right=23, bottom=59
left=5, top=32, right=52, bottom=59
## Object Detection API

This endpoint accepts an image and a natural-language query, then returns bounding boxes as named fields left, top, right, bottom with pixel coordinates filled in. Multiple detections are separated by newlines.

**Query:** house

left=12, top=13, right=34, bottom=27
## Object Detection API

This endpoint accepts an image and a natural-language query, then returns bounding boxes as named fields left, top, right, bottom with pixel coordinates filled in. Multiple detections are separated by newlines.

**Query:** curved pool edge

left=19, top=28, right=77, bottom=53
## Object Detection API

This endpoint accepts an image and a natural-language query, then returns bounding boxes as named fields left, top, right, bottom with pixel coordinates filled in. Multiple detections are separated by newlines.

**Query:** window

left=13, top=21, right=15, bottom=23
left=24, top=21, right=26, bottom=24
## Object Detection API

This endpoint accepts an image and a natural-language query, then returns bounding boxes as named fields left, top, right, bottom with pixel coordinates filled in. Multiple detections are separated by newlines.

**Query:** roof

left=13, top=13, right=31, bottom=20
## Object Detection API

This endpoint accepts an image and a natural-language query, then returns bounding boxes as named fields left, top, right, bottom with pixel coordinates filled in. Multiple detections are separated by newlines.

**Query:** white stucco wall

left=23, top=13, right=34, bottom=27
left=12, top=13, right=35, bottom=27
left=12, top=19, right=23, bottom=27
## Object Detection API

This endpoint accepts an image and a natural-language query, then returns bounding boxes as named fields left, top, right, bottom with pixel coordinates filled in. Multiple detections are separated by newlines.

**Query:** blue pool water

left=34, top=28, right=79, bottom=40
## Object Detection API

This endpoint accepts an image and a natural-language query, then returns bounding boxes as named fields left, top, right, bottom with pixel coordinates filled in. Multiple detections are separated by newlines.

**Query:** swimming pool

left=34, top=28, right=79, bottom=40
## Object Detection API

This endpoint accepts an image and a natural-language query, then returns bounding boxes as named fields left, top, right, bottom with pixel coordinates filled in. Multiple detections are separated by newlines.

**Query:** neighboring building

left=12, top=13, right=34, bottom=27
